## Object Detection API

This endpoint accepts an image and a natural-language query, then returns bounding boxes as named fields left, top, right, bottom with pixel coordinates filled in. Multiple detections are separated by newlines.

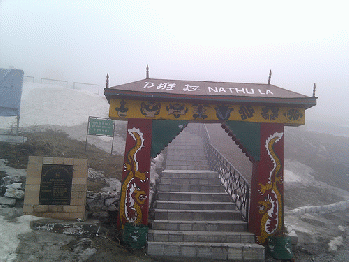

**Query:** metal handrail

left=200, top=124, right=250, bottom=222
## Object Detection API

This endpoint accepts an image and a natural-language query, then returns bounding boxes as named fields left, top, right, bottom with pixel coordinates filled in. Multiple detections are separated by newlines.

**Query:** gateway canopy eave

left=104, top=78, right=317, bottom=109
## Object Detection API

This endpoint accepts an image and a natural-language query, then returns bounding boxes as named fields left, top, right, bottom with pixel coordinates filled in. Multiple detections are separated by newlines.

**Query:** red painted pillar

left=119, top=119, right=152, bottom=228
left=249, top=123, right=285, bottom=244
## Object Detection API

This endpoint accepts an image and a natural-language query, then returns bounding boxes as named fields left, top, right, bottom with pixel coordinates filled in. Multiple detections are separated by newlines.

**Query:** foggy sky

left=1, top=0, right=348, bottom=124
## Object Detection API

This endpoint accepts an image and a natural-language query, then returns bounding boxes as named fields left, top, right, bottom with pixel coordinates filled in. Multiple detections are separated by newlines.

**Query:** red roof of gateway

left=105, top=78, right=317, bottom=108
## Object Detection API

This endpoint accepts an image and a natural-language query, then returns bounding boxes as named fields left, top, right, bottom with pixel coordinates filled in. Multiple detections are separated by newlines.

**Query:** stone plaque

left=24, top=157, right=88, bottom=220
left=39, top=164, right=73, bottom=205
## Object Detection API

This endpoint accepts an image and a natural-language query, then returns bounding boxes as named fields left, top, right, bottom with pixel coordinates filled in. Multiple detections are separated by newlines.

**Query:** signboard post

left=86, top=116, right=115, bottom=154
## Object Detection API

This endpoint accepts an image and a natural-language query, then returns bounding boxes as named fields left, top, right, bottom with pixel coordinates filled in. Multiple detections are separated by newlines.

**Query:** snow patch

left=328, top=236, right=343, bottom=252
left=0, top=82, right=109, bottom=129
left=0, top=215, right=41, bottom=262
left=284, top=159, right=314, bottom=184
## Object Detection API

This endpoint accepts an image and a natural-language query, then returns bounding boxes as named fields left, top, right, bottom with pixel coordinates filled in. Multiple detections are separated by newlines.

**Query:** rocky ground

left=1, top=124, right=349, bottom=261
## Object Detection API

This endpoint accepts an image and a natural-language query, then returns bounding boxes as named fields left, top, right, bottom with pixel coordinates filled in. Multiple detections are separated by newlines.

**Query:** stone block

left=197, top=246, right=211, bottom=258
left=23, top=204, right=34, bottom=213
left=206, top=223, right=218, bottom=231
left=164, top=244, right=180, bottom=256
left=23, top=196, right=39, bottom=205
left=23, top=189, right=39, bottom=201
left=153, top=233, right=169, bottom=242
left=153, top=222, right=166, bottom=230
left=70, top=198, right=86, bottom=206
left=25, top=175, right=41, bottom=185
left=167, top=223, right=179, bottom=231
left=228, top=246, right=243, bottom=260
left=242, top=245, right=265, bottom=260
left=70, top=190, right=86, bottom=199
left=26, top=166, right=42, bottom=179
left=63, top=205, right=78, bottom=213
left=34, top=205, right=48, bottom=213
left=155, top=211, right=167, bottom=220
left=147, top=242, right=164, bottom=256
left=72, top=177, right=87, bottom=185
left=168, top=211, right=185, bottom=220
left=179, top=223, right=192, bottom=231
left=181, top=245, right=196, bottom=257
left=48, top=205, right=64, bottom=212
left=212, top=246, right=227, bottom=260
left=42, top=157, right=54, bottom=164
left=43, top=212, right=71, bottom=220
left=25, top=184, right=40, bottom=192
left=53, top=157, right=64, bottom=164
left=73, top=158, right=87, bottom=166
left=63, top=158, right=74, bottom=165
left=71, top=184, right=87, bottom=192
left=184, top=233, right=197, bottom=242
left=168, top=233, right=183, bottom=242
left=73, top=169, right=87, bottom=178
left=76, top=205, right=86, bottom=213
left=28, top=156, right=43, bottom=165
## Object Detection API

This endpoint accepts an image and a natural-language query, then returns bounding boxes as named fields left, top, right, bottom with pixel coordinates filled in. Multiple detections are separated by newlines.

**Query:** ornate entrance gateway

left=104, top=75, right=316, bottom=248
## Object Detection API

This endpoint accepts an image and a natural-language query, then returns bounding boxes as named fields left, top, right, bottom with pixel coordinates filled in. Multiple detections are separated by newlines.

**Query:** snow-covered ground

left=1, top=82, right=109, bottom=128
left=0, top=215, right=42, bottom=261
left=0, top=81, right=126, bottom=154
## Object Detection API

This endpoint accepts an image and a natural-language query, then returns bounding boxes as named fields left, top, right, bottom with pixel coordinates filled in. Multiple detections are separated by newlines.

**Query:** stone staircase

left=147, top=124, right=265, bottom=261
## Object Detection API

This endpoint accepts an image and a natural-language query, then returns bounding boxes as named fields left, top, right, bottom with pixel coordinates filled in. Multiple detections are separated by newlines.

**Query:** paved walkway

left=165, top=123, right=209, bottom=170
left=148, top=123, right=265, bottom=260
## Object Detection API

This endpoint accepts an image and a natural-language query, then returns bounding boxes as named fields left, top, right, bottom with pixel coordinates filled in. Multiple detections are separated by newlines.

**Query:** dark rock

left=31, top=219, right=107, bottom=237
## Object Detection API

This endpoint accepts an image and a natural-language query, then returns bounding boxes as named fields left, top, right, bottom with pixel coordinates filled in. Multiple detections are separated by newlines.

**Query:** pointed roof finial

left=268, top=69, right=272, bottom=85
left=313, top=83, right=316, bottom=97
left=146, top=65, right=149, bottom=79
left=106, top=73, right=109, bottom=89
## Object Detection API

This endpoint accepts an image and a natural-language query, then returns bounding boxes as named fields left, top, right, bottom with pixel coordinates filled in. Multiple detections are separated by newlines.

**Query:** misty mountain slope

left=285, top=127, right=349, bottom=192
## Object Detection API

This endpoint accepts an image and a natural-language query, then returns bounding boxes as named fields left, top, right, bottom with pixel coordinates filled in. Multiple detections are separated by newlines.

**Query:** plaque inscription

left=39, top=164, right=73, bottom=205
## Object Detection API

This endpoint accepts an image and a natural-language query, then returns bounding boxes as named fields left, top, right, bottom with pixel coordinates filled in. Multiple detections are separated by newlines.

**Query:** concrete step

left=157, top=192, right=232, bottom=202
left=154, top=209, right=242, bottom=221
left=148, top=230, right=256, bottom=243
left=152, top=220, right=248, bottom=232
left=167, top=144, right=205, bottom=149
left=155, top=200, right=236, bottom=210
left=166, top=150, right=206, bottom=156
left=165, top=157, right=207, bottom=162
left=166, top=165, right=210, bottom=170
left=161, top=170, right=218, bottom=179
left=160, top=177, right=221, bottom=186
left=166, top=159, right=208, bottom=164
left=157, top=184, right=224, bottom=193
left=147, top=241, right=265, bottom=261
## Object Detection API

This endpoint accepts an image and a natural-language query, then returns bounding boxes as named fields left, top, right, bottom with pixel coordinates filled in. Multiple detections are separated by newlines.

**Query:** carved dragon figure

left=119, top=127, right=147, bottom=225
left=257, top=132, right=284, bottom=244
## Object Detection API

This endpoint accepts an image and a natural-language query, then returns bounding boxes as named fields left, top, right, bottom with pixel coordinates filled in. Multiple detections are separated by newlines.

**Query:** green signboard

left=88, top=117, right=114, bottom=137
